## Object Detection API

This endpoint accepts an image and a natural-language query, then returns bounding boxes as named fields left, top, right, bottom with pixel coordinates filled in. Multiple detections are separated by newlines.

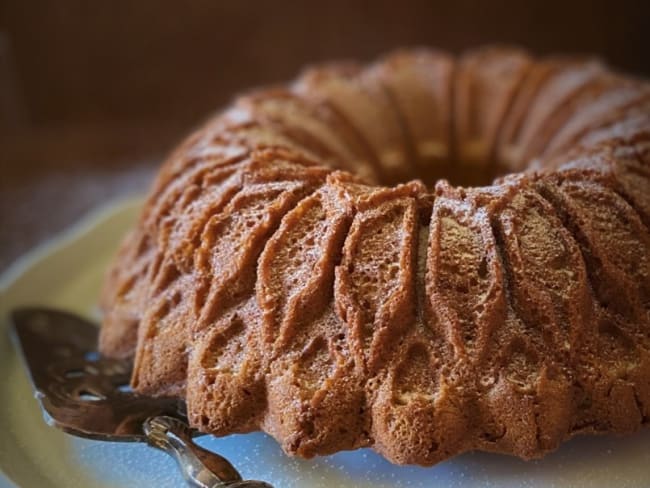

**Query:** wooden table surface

left=2, top=0, right=649, bottom=273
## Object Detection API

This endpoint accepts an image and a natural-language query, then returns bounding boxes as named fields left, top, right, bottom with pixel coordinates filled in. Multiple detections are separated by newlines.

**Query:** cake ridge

left=501, top=58, right=606, bottom=170
left=483, top=187, right=574, bottom=457
left=539, top=179, right=649, bottom=322
left=454, top=45, right=532, bottom=172
left=294, top=62, right=415, bottom=184
left=543, top=82, right=650, bottom=159
left=256, top=185, right=353, bottom=351
left=370, top=48, right=454, bottom=180
left=335, top=194, right=418, bottom=373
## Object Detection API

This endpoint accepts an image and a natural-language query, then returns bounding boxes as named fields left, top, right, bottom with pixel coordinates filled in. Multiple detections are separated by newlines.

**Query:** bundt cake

left=99, top=46, right=650, bottom=466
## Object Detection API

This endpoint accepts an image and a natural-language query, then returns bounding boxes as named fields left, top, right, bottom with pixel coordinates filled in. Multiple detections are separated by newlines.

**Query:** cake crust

left=99, top=46, right=650, bottom=466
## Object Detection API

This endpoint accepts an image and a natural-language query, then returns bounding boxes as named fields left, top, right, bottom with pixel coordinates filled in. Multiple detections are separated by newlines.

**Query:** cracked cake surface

left=99, top=46, right=650, bottom=466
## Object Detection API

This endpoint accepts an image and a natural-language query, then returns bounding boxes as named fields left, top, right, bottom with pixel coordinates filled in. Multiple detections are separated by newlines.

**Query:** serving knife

left=9, top=306, right=272, bottom=488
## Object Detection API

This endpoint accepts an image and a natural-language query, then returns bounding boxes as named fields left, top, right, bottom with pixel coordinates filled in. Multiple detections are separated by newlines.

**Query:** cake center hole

left=397, top=157, right=511, bottom=188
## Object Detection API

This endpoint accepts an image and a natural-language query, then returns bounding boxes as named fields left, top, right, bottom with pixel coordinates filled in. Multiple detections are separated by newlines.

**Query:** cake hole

left=599, top=320, right=634, bottom=352
left=54, top=346, right=72, bottom=358
left=84, top=351, right=100, bottom=362
left=478, top=257, right=489, bottom=279
left=77, top=390, right=105, bottom=401
left=64, top=369, right=85, bottom=379
left=84, top=365, right=100, bottom=375
left=115, top=383, right=133, bottom=393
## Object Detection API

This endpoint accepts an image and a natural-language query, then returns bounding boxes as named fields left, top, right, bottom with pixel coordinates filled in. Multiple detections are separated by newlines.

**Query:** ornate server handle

left=144, top=416, right=273, bottom=488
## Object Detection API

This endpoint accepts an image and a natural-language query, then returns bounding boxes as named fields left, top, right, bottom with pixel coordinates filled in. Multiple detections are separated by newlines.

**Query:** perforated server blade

left=9, top=306, right=272, bottom=488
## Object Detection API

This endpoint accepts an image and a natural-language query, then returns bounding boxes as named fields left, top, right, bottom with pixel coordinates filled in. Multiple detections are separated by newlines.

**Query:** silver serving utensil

left=9, top=306, right=272, bottom=488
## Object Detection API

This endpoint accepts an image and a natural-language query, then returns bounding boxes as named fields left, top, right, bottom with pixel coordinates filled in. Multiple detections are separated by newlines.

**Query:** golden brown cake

left=99, top=46, right=650, bottom=466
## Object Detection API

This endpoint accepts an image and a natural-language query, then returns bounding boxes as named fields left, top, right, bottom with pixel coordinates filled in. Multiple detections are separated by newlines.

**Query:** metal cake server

left=9, top=306, right=273, bottom=488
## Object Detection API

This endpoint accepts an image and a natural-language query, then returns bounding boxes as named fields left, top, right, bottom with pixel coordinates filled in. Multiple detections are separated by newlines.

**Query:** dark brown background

left=1, top=0, right=649, bottom=271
